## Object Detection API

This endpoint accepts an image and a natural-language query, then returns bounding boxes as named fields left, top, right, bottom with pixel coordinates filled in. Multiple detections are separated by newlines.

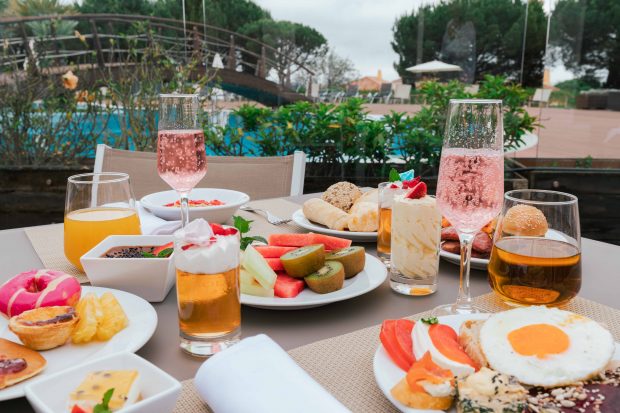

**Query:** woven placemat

left=24, top=224, right=88, bottom=283
left=172, top=293, right=620, bottom=413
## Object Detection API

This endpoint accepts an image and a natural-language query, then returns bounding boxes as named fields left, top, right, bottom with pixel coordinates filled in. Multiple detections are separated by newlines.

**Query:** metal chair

left=371, top=83, right=393, bottom=104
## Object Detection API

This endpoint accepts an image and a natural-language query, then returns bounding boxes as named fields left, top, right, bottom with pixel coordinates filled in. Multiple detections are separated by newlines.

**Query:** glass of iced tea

left=64, top=173, right=141, bottom=270
left=488, top=189, right=581, bottom=306
left=174, top=219, right=241, bottom=357
left=377, top=182, right=404, bottom=266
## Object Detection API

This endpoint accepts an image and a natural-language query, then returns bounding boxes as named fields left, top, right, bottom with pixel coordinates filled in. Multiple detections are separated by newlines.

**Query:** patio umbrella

left=405, top=60, right=463, bottom=74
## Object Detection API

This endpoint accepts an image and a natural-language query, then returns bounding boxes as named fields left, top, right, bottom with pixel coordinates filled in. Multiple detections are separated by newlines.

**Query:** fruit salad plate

left=373, top=314, right=620, bottom=413
left=241, top=253, right=387, bottom=310
left=292, top=209, right=377, bottom=242
left=0, top=286, right=158, bottom=401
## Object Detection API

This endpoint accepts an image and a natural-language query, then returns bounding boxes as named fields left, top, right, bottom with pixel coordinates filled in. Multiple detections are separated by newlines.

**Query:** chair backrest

left=533, top=88, right=552, bottom=103
left=345, top=84, right=358, bottom=97
left=378, top=83, right=392, bottom=95
left=94, top=145, right=306, bottom=200
left=393, top=84, right=412, bottom=100
left=308, top=82, right=320, bottom=98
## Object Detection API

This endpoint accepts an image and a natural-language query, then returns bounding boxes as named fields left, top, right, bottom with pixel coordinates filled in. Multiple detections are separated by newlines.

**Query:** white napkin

left=137, top=201, right=182, bottom=235
left=194, top=334, right=350, bottom=413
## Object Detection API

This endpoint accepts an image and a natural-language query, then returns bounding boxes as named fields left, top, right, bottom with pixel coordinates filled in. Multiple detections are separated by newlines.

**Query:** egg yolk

left=508, top=324, right=569, bottom=358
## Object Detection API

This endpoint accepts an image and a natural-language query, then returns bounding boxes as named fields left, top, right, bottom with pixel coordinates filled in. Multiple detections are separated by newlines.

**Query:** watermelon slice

left=268, top=233, right=315, bottom=247
left=310, top=233, right=352, bottom=250
left=265, top=258, right=284, bottom=272
left=254, top=246, right=297, bottom=258
left=274, top=274, right=305, bottom=298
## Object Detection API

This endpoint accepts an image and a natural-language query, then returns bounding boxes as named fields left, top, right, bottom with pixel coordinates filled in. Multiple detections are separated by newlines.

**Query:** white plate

left=291, top=209, right=377, bottom=242
left=241, top=253, right=387, bottom=310
left=0, top=286, right=158, bottom=401
left=439, top=249, right=489, bottom=271
left=141, top=188, right=250, bottom=222
left=373, top=314, right=620, bottom=413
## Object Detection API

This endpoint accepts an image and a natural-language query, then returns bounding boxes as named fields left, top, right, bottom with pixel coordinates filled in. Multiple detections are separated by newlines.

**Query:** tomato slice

left=380, top=320, right=412, bottom=371
left=71, top=405, right=90, bottom=413
left=153, top=241, right=173, bottom=256
left=428, top=324, right=478, bottom=370
left=394, top=319, right=415, bottom=366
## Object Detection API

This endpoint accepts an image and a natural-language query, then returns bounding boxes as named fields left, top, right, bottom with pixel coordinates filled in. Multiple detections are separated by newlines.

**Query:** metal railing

left=0, top=14, right=314, bottom=87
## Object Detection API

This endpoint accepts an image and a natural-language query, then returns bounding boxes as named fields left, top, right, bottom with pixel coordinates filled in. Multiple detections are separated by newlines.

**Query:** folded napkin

left=194, top=334, right=350, bottom=413
left=137, top=201, right=182, bottom=235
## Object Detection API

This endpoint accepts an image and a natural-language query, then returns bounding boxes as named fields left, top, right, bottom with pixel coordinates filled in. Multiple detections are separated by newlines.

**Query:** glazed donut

left=0, top=270, right=81, bottom=318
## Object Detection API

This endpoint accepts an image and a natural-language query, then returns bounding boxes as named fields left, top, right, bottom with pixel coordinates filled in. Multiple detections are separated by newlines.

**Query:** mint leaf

left=388, top=168, right=400, bottom=182
left=141, top=251, right=156, bottom=258
left=421, top=317, right=438, bottom=325
left=93, top=388, right=114, bottom=413
left=250, top=236, right=268, bottom=245
left=157, top=248, right=173, bottom=258
left=233, top=215, right=252, bottom=234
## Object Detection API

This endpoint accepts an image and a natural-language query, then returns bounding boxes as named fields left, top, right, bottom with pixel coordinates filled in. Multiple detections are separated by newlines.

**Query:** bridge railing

left=0, top=14, right=314, bottom=88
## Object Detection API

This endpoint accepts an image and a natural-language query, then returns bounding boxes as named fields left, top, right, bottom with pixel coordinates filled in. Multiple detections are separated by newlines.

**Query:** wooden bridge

left=0, top=14, right=314, bottom=106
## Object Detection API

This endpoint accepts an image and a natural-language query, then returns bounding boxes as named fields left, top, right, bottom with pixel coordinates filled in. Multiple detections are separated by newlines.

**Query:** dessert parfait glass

left=389, top=185, right=442, bottom=296
left=377, top=182, right=405, bottom=266
left=174, top=219, right=240, bottom=356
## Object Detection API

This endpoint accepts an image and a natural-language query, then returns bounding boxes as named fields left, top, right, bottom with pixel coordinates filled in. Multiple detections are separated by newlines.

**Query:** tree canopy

left=551, top=0, right=620, bottom=88
left=392, top=0, right=547, bottom=86
left=239, top=18, right=327, bottom=85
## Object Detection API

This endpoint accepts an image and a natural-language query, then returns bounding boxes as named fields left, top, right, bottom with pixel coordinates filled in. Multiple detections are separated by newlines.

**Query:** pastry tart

left=9, top=306, right=78, bottom=350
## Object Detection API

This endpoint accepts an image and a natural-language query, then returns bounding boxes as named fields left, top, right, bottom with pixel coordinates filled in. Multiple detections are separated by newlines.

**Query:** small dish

left=81, top=235, right=175, bottom=302
left=141, top=188, right=250, bottom=222
left=25, top=352, right=181, bottom=413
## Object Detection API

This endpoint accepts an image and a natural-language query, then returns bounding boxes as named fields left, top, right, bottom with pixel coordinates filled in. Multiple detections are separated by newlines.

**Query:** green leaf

left=239, top=236, right=268, bottom=251
left=157, top=248, right=173, bottom=258
left=93, top=388, right=114, bottom=413
left=141, top=251, right=156, bottom=258
left=421, top=317, right=438, bottom=325
left=232, top=215, right=252, bottom=234
left=388, top=168, right=400, bottom=182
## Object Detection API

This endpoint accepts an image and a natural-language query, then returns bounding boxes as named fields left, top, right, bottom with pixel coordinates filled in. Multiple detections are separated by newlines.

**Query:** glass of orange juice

left=64, top=173, right=141, bottom=270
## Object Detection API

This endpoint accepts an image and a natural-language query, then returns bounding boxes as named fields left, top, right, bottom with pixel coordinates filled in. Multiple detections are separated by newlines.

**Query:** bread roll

left=502, top=204, right=548, bottom=237
left=321, top=182, right=362, bottom=212
left=353, top=189, right=378, bottom=206
left=302, top=198, right=349, bottom=230
left=348, top=201, right=378, bottom=232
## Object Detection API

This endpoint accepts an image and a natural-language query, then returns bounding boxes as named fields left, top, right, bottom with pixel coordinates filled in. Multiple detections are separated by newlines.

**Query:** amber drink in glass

left=174, top=219, right=240, bottom=356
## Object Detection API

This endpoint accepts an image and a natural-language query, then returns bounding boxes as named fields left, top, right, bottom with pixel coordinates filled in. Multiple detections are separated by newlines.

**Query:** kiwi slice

left=325, top=246, right=365, bottom=279
left=304, top=261, right=345, bottom=294
left=280, top=244, right=325, bottom=278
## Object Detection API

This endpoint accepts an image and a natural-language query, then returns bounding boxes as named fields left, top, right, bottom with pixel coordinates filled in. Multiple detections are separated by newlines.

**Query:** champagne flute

left=157, top=94, right=207, bottom=227
left=433, top=99, right=504, bottom=315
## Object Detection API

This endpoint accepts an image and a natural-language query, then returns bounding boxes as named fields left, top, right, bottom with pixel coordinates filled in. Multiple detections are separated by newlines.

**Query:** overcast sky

left=254, top=0, right=573, bottom=84
left=254, top=0, right=423, bottom=81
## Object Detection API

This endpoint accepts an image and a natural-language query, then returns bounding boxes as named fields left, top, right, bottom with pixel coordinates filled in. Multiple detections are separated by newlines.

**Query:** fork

left=240, top=205, right=292, bottom=225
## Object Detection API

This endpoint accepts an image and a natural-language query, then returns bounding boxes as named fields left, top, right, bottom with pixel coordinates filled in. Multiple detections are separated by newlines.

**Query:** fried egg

left=479, top=306, right=615, bottom=387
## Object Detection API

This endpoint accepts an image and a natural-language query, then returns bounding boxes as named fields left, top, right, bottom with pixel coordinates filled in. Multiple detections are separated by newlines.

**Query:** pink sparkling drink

left=436, top=148, right=504, bottom=233
left=157, top=129, right=207, bottom=193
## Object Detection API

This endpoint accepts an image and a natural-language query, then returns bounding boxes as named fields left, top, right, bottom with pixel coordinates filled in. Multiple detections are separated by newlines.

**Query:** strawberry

left=402, top=176, right=421, bottom=189
left=389, top=183, right=399, bottom=189
left=210, top=223, right=226, bottom=235
left=405, top=181, right=427, bottom=199
left=181, top=243, right=196, bottom=250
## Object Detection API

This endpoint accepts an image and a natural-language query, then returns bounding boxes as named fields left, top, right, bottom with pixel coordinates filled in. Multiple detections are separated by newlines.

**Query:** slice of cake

left=68, top=370, right=140, bottom=412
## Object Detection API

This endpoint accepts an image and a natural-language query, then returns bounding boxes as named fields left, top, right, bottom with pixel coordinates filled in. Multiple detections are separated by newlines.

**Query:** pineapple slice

left=95, top=292, right=128, bottom=341
left=71, top=293, right=101, bottom=344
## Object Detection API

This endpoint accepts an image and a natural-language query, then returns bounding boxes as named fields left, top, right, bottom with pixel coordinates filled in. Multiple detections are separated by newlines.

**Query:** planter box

left=507, top=158, right=620, bottom=245
left=0, top=165, right=92, bottom=229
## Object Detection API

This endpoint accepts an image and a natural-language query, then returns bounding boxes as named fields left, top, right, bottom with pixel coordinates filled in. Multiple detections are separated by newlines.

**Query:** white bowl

left=25, top=352, right=181, bottom=413
left=141, top=188, right=250, bottom=223
left=81, top=235, right=175, bottom=302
